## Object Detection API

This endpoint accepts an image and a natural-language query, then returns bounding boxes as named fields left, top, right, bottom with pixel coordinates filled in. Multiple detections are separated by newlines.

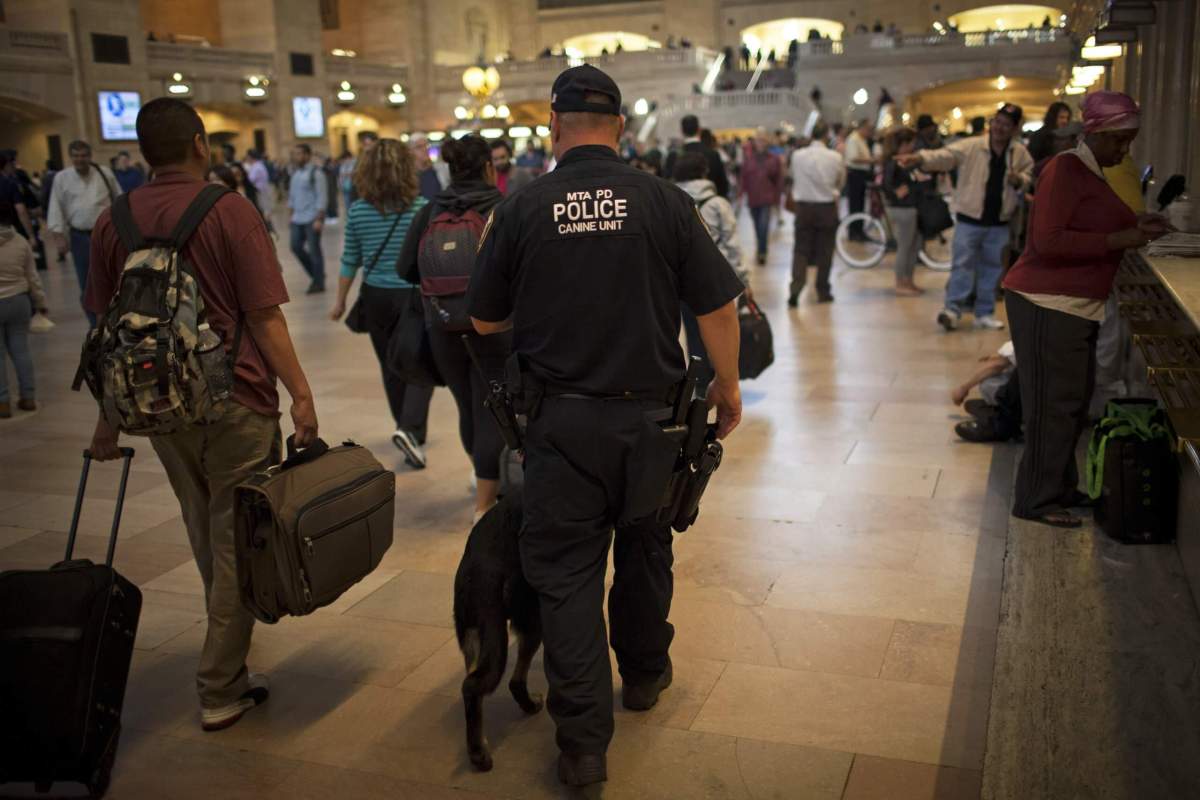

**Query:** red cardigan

left=1003, top=152, right=1137, bottom=301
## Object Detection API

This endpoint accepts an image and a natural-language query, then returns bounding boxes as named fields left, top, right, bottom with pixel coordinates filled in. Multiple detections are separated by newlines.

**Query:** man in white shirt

left=788, top=121, right=846, bottom=305
left=46, top=140, right=120, bottom=325
left=843, top=120, right=875, bottom=240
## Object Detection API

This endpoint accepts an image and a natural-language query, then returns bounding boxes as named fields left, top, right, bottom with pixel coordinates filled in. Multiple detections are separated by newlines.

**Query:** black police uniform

left=467, top=66, right=744, bottom=758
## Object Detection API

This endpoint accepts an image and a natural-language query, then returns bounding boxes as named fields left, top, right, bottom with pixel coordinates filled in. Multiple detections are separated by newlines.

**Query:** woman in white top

left=0, top=201, right=48, bottom=417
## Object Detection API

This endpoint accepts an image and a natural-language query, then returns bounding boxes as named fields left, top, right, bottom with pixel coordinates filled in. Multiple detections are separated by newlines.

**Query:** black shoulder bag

left=344, top=210, right=404, bottom=334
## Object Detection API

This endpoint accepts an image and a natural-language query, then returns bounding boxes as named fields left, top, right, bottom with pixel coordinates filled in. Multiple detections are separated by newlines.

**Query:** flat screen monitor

left=293, top=97, right=325, bottom=138
left=98, top=91, right=141, bottom=141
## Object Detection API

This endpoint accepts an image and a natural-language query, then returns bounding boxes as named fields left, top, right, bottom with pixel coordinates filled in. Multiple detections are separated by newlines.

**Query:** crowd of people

left=0, top=58, right=1173, bottom=786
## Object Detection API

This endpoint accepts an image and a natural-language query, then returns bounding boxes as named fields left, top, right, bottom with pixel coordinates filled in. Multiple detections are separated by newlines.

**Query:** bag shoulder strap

left=697, top=195, right=720, bottom=209
left=363, top=208, right=405, bottom=278
left=111, top=192, right=145, bottom=253
left=168, top=184, right=229, bottom=250
left=92, top=163, right=117, bottom=201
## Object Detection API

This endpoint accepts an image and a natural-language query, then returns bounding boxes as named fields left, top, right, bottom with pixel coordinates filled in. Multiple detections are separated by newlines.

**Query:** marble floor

left=0, top=205, right=1014, bottom=799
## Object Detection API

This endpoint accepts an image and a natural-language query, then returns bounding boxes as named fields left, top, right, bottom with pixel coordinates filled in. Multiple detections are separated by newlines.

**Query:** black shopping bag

left=738, top=299, right=774, bottom=380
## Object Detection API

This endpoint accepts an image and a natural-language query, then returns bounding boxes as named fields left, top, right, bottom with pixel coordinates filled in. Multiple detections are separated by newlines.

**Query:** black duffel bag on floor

left=738, top=299, right=774, bottom=380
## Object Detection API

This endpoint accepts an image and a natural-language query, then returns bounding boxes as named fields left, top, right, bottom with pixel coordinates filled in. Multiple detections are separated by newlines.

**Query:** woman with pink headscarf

left=1002, top=91, right=1172, bottom=528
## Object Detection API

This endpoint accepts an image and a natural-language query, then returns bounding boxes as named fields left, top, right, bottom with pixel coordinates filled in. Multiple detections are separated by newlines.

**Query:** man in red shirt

left=86, top=98, right=319, bottom=730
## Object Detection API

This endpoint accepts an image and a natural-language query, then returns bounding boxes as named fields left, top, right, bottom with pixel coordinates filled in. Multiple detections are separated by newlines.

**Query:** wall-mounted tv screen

left=98, top=91, right=141, bottom=141
left=293, top=96, right=325, bottom=138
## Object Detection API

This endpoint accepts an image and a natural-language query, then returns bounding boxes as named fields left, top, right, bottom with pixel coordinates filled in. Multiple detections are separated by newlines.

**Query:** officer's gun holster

left=463, top=337, right=525, bottom=453
left=654, top=357, right=725, bottom=533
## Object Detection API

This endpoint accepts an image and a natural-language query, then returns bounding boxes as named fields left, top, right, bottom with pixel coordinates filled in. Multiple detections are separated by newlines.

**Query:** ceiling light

left=1081, top=35, right=1122, bottom=60
left=168, top=83, right=190, bottom=95
left=481, top=104, right=497, bottom=119
left=400, top=133, right=410, bottom=143
left=244, top=86, right=267, bottom=99
left=337, top=84, right=356, bottom=102
left=249, top=75, right=260, bottom=86
left=340, top=81, right=351, bottom=91
left=1072, top=65, right=1104, bottom=86
left=853, top=87, right=868, bottom=105
left=480, top=128, right=505, bottom=139
left=388, top=92, right=406, bottom=105
left=172, top=72, right=182, bottom=81
left=996, top=75, right=1007, bottom=91
left=454, top=105, right=469, bottom=120
left=535, top=125, right=550, bottom=137
left=1065, top=85, right=1086, bottom=95
left=428, top=132, right=446, bottom=142
left=496, top=104, right=510, bottom=118
left=952, top=106, right=963, bottom=119
left=633, top=97, right=649, bottom=115
left=392, top=83, right=403, bottom=93
left=508, top=126, right=532, bottom=137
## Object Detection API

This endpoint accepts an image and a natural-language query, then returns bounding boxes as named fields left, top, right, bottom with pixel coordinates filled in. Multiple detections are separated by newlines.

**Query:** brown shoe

left=17, top=398, right=36, bottom=412
left=0, top=402, right=10, bottom=419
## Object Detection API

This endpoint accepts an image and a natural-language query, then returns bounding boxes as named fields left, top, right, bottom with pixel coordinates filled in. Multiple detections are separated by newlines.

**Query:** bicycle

left=834, top=184, right=954, bottom=271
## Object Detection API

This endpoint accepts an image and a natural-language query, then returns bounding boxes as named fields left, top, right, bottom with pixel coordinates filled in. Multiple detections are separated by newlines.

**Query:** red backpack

left=417, top=208, right=487, bottom=332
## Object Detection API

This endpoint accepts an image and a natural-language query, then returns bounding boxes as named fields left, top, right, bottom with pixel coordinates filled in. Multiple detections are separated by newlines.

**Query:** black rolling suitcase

left=0, top=448, right=142, bottom=798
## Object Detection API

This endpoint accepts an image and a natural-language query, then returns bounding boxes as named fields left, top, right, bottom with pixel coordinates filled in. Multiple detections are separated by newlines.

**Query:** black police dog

left=453, top=489, right=543, bottom=771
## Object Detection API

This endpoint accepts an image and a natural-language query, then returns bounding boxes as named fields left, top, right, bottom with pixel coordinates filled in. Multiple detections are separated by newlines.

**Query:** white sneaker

left=201, top=673, right=269, bottom=732
left=937, top=308, right=960, bottom=331
left=392, top=429, right=427, bottom=469
left=973, top=315, right=1006, bottom=331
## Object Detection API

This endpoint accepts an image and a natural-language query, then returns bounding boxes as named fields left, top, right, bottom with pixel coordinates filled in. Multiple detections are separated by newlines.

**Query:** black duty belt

left=547, top=387, right=675, bottom=404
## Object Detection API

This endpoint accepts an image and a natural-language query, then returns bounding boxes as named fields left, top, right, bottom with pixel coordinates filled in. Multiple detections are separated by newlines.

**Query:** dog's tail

left=461, top=607, right=508, bottom=697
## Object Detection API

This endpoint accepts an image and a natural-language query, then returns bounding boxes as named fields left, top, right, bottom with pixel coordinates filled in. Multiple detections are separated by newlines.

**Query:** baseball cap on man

left=996, top=103, right=1024, bottom=126
left=551, top=65, right=622, bottom=116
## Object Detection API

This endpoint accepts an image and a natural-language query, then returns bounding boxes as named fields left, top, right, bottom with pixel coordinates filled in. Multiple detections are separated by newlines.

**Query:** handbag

left=344, top=211, right=404, bottom=334
left=738, top=298, right=774, bottom=380
left=916, top=188, right=953, bottom=239
left=385, top=288, right=444, bottom=387
left=234, top=436, right=395, bottom=622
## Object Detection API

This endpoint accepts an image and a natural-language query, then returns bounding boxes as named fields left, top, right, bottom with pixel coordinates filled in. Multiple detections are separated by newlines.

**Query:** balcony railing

left=0, top=29, right=70, bottom=59
left=145, top=41, right=273, bottom=74
left=663, top=90, right=806, bottom=115
left=324, top=55, right=408, bottom=84
left=863, top=27, right=1066, bottom=50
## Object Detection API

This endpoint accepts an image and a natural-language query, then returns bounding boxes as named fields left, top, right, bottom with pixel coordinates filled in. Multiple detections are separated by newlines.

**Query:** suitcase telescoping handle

left=66, top=447, right=136, bottom=566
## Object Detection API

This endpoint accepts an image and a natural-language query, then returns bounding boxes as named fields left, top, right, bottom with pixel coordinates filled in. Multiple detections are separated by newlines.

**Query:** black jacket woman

left=397, top=134, right=509, bottom=520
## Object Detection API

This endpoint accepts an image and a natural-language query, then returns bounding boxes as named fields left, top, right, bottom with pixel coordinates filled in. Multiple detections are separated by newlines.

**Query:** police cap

left=550, top=65, right=622, bottom=116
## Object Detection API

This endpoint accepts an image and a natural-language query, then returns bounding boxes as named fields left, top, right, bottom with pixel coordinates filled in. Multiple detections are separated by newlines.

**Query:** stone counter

left=1145, top=254, right=1200, bottom=332
left=1120, top=253, right=1200, bottom=609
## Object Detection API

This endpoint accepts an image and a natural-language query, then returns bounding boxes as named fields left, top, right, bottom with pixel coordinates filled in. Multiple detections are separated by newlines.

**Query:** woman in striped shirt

left=330, top=139, right=432, bottom=467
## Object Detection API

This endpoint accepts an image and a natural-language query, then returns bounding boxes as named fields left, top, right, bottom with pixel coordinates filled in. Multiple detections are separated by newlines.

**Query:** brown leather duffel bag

left=234, top=437, right=395, bottom=622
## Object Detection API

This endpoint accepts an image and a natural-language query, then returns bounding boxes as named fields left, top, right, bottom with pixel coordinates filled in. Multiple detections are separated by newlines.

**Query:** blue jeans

left=748, top=205, right=772, bottom=257
left=945, top=221, right=1009, bottom=317
left=0, top=293, right=35, bottom=403
left=69, top=228, right=97, bottom=326
left=289, top=222, right=324, bottom=287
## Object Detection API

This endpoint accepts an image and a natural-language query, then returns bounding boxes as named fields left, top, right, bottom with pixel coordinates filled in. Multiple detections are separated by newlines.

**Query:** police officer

left=467, top=65, right=745, bottom=787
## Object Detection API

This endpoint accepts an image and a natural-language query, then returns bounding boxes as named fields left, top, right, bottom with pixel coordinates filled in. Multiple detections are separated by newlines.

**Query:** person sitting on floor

left=952, top=341, right=1023, bottom=443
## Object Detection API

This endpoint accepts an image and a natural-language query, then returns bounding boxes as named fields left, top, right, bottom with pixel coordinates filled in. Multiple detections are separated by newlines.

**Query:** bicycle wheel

left=919, top=225, right=954, bottom=271
left=835, top=213, right=887, bottom=269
